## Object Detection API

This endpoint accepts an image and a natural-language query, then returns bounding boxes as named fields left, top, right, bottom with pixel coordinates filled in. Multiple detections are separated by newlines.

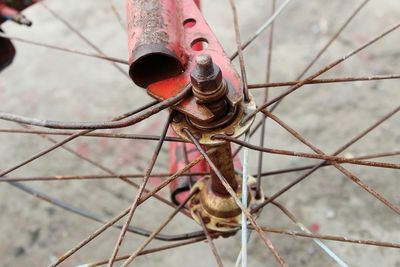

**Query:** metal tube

left=126, top=0, right=185, bottom=88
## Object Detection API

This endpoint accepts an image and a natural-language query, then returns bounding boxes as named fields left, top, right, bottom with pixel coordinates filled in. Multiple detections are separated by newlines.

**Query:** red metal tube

left=126, top=0, right=186, bottom=88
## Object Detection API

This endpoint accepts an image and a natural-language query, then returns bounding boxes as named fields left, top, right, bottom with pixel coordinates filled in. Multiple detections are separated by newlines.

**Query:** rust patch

left=129, top=0, right=169, bottom=47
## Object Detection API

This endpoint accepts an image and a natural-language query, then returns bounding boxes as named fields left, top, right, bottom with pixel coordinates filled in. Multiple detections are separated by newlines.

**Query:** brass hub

left=188, top=175, right=243, bottom=232
left=187, top=174, right=263, bottom=233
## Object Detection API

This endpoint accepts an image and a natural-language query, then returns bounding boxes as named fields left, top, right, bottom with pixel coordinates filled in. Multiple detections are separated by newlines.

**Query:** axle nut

left=191, top=54, right=227, bottom=104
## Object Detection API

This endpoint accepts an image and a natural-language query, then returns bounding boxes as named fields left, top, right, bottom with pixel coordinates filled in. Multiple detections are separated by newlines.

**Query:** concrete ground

left=0, top=0, right=399, bottom=266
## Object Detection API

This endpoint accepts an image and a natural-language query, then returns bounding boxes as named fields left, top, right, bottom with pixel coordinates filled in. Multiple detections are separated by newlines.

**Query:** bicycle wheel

left=0, top=0, right=399, bottom=266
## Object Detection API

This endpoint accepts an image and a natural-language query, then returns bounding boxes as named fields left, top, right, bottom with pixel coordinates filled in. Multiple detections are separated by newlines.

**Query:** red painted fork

left=169, top=0, right=205, bottom=204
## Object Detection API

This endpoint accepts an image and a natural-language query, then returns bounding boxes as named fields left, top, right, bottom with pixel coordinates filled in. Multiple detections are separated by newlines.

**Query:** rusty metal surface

left=207, top=142, right=237, bottom=196
left=126, top=0, right=185, bottom=88
left=189, top=54, right=237, bottom=130
left=168, top=129, right=208, bottom=204
left=188, top=176, right=241, bottom=233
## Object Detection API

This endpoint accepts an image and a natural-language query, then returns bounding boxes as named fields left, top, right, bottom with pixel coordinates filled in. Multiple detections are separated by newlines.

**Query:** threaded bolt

left=195, top=54, right=214, bottom=77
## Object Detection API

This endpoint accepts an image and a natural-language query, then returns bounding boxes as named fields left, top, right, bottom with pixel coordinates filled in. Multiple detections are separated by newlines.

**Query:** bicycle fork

left=126, top=0, right=257, bottom=233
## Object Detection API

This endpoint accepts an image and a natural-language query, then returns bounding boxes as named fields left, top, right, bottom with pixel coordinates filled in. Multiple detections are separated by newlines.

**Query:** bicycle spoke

left=215, top=135, right=400, bottom=170
left=252, top=105, right=399, bottom=213
left=0, top=101, right=158, bottom=177
left=257, top=111, right=400, bottom=215
left=48, top=205, right=132, bottom=267
left=0, top=32, right=129, bottom=64
left=107, top=113, right=172, bottom=266
left=14, top=124, right=184, bottom=212
left=196, top=210, right=224, bottom=267
left=40, top=2, right=129, bottom=78
left=229, top=0, right=250, bottom=102
left=256, top=0, right=276, bottom=200
left=229, top=0, right=293, bottom=60
left=297, top=0, right=370, bottom=78
left=220, top=224, right=400, bottom=249
left=260, top=0, right=371, bottom=115
left=0, top=128, right=187, bottom=142
left=80, top=236, right=207, bottom=267
left=108, top=0, right=127, bottom=33
left=235, top=0, right=372, bottom=158
left=1, top=0, right=398, bottom=264
left=271, top=199, right=348, bottom=266
left=6, top=182, right=202, bottom=241
left=120, top=190, right=198, bottom=267
left=0, top=85, right=190, bottom=129
left=233, top=0, right=369, bottom=159
left=183, top=128, right=288, bottom=267
left=0, top=172, right=209, bottom=182
left=258, top=150, right=400, bottom=178
left=10, top=147, right=396, bottom=184
left=233, top=119, right=263, bottom=157
left=242, top=22, right=400, bottom=123
left=248, top=74, right=400, bottom=89
left=259, top=227, right=400, bottom=249
left=47, top=152, right=213, bottom=266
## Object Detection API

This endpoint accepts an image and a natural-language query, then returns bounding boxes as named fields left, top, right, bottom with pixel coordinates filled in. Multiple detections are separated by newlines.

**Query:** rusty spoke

left=47, top=151, right=213, bottom=267
left=214, top=135, right=400, bottom=170
left=0, top=85, right=190, bottom=130
left=0, top=101, right=158, bottom=178
left=255, top=111, right=400, bottom=215
left=137, top=150, right=215, bottom=208
left=15, top=123, right=183, bottom=212
left=229, top=0, right=250, bottom=102
left=0, top=32, right=128, bottom=65
left=251, top=105, right=399, bottom=213
left=48, top=206, right=132, bottom=267
left=0, top=128, right=186, bottom=142
left=233, top=118, right=264, bottom=157
left=257, top=227, right=400, bottom=249
left=79, top=236, right=207, bottom=267
left=40, top=2, right=129, bottom=78
left=0, top=172, right=209, bottom=183
left=108, top=0, right=127, bottom=33
left=242, top=22, right=400, bottom=123
left=6, top=182, right=202, bottom=242
left=258, top=150, right=400, bottom=178
left=219, top=223, right=400, bottom=249
left=107, top=113, right=172, bottom=266
left=196, top=211, right=224, bottom=267
left=296, top=0, right=370, bottom=78
left=258, top=0, right=371, bottom=116
left=120, top=189, right=199, bottom=267
left=271, top=199, right=348, bottom=265
left=229, top=0, right=293, bottom=60
left=183, top=128, right=288, bottom=267
left=235, top=1, right=372, bottom=157
left=256, top=0, right=276, bottom=199
left=248, top=74, right=400, bottom=89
